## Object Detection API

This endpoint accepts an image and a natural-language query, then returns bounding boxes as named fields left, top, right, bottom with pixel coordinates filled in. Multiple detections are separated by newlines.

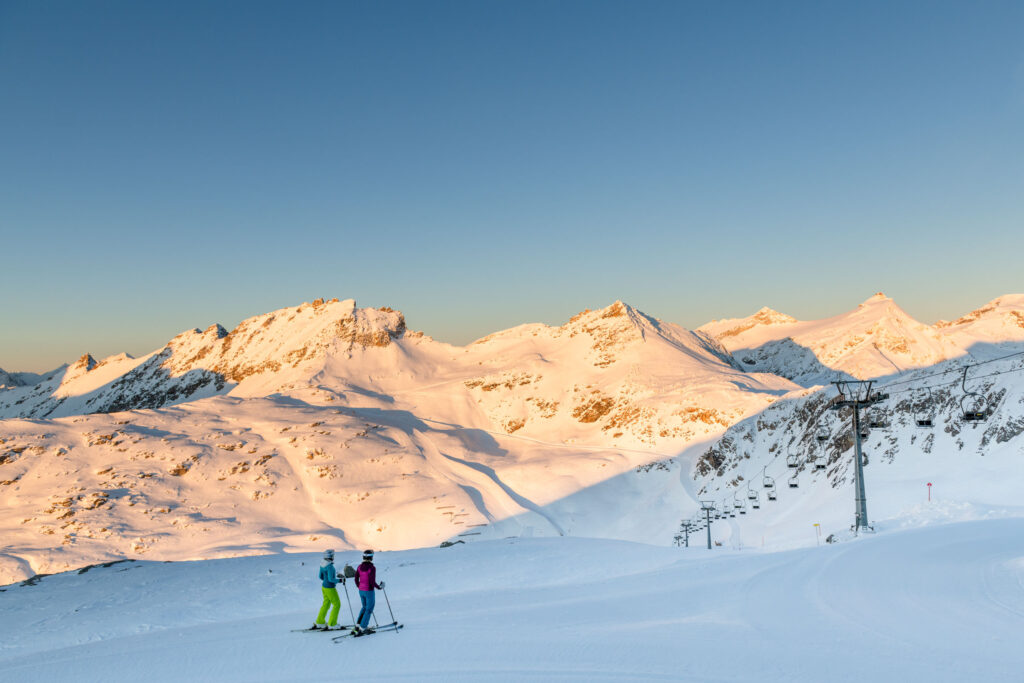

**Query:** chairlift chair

left=733, top=494, right=746, bottom=515
left=815, top=425, right=829, bottom=442
left=767, top=489, right=777, bottom=501
left=962, top=396, right=988, bottom=422
left=787, top=453, right=800, bottom=468
left=960, top=367, right=989, bottom=422
left=788, top=475, right=799, bottom=489
left=914, top=387, right=935, bottom=428
left=867, top=408, right=886, bottom=429
left=815, top=458, right=826, bottom=470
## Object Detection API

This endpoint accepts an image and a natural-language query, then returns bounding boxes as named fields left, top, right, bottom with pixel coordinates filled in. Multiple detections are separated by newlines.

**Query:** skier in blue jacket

left=312, top=549, right=344, bottom=630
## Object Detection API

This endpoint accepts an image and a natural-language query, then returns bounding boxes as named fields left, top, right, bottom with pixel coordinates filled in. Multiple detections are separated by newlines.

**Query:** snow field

left=2, top=519, right=1023, bottom=682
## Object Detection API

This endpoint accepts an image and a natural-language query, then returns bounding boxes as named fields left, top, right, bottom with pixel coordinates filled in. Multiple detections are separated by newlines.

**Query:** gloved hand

left=379, top=581, right=385, bottom=589
left=339, top=577, right=346, bottom=585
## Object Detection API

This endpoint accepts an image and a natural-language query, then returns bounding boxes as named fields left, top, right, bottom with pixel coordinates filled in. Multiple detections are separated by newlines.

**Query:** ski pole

left=341, top=579, right=357, bottom=627
left=382, top=586, right=398, bottom=634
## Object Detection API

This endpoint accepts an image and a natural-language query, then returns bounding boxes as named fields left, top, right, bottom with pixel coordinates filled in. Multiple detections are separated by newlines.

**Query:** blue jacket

left=319, top=560, right=338, bottom=588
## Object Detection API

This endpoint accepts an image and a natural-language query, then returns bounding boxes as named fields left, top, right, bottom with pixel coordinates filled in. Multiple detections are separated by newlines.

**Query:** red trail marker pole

left=927, top=482, right=932, bottom=502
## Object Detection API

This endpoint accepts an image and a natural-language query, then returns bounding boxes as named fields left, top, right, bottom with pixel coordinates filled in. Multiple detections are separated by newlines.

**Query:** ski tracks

left=412, top=430, right=565, bottom=537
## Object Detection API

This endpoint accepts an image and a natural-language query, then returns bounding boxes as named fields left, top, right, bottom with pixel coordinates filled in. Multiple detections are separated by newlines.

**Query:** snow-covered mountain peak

left=753, top=305, right=795, bottom=321
left=62, top=354, right=98, bottom=381
left=699, top=295, right=965, bottom=386
left=698, top=307, right=798, bottom=344
left=0, top=369, right=26, bottom=389
left=155, top=297, right=409, bottom=385
left=562, top=300, right=649, bottom=344
left=933, top=294, right=1024, bottom=351
left=0, top=298, right=410, bottom=419
left=935, top=294, right=1024, bottom=330
left=859, top=291, right=892, bottom=306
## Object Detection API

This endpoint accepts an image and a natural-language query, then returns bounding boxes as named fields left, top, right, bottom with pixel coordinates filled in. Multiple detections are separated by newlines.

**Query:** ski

left=291, top=625, right=354, bottom=633
left=332, top=622, right=402, bottom=641
left=351, top=624, right=403, bottom=639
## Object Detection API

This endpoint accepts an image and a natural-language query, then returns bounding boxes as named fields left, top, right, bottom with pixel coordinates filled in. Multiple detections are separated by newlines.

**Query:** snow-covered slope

left=2, top=520, right=1023, bottom=682
left=0, top=299, right=800, bottom=583
left=4, top=294, right=1024, bottom=587
left=0, top=393, right=692, bottom=583
left=689, top=350, right=1024, bottom=549
left=698, top=293, right=966, bottom=386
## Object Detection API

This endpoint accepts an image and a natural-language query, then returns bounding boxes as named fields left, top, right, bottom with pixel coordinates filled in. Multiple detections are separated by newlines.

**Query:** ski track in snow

left=438, top=450, right=566, bottom=537
left=2, top=520, right=1023, bottom=682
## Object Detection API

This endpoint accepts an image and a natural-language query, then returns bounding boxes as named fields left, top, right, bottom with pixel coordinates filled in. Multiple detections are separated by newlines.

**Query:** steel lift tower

left=829, top=380, right=888, bottom=535
left=700, top=500, right=716, bottom=549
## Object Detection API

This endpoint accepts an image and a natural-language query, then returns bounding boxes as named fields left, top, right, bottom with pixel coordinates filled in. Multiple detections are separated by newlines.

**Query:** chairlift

left=749, top=489, right=760, bottom=508
left=858, top=422, right=870, bottom=439
left=733, top=493, right=746, bottom=515
left=788, top=475, right=799, bottom=489
left=815, top=425, right=829, bottom=442
left=960, top=367, right=989, bottom=422
left=867, top=408, right=887, bottom=429
left=815, top=458, right=826, bottom=470
left=767, top=488, right=777, bottom=501
left=914, top=387, right=935, bottom=428
left=763, top=473, right=776, bottom=491
left=787, top=453, right=800, bottom=468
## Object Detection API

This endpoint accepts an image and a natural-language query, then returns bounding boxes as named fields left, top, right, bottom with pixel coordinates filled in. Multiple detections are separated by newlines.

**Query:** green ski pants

left=316, top=586, right=341, bottom=626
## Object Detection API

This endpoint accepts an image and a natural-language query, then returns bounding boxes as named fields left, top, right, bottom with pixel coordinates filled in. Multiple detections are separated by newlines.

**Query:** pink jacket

left=355, top=561, right=380, bottom=591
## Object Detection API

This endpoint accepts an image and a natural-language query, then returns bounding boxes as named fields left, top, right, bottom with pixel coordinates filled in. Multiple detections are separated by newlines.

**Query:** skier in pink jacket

left=353, top=549, right=384, bottom=634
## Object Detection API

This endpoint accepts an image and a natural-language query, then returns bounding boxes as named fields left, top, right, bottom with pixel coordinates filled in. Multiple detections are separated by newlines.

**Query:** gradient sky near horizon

left=2, top=1, right=1023, bottom=372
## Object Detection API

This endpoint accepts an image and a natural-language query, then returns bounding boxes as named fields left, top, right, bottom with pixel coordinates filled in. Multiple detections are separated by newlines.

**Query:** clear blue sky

left=1, top=0, right=1022, bottom=372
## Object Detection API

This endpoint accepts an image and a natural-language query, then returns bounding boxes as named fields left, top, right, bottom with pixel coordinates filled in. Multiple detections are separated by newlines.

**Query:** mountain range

left=1, top=293, right=1022, bottom=583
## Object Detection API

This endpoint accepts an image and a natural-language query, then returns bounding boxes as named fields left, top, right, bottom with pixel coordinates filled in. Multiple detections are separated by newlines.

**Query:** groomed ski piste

left=2, top=512, right=1024, bottom=682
